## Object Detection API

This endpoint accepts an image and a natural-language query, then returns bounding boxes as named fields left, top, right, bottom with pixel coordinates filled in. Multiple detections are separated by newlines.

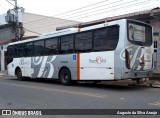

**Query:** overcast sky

left=0, top=0, right=160, bottom=22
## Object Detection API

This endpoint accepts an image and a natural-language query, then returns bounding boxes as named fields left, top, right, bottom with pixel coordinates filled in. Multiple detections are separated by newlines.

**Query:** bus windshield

left=127, top=20, right=152, bottom=46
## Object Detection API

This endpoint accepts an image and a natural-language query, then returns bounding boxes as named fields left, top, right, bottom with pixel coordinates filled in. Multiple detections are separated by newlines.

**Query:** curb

left=0, top=74, right=6, bottom=76
left=149, top=80, right=160, bottom=88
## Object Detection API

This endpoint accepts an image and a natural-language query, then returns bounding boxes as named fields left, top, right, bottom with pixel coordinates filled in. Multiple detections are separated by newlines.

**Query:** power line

left=65, top=0, right=152, bottom=20
left=54, top=0, right=110, bottom=16
left=24, top=0, right=156, bottom=24
left=6, top=0, right=14, bottom=6
left=20, top=0, right=159, bottom=35
left=24, top=28, right=42, bottom=35
left=24, top=0, right=130, bottom=24
left=61, top=0, right=138, bottom=19
left=25, top=0, right=154, bottom=25
left=24, top=6, right=152, bottom=30
left=55, top=0, right=122, bottom=17
left=22, top=4, right=157, bottom=36
left=82, top=4, right=156, bottom=21
left=23, top=2, right=156, bottom=31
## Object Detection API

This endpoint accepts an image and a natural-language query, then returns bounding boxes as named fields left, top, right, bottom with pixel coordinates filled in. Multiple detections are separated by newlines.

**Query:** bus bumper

left=122, top=69, right=153, bottom=79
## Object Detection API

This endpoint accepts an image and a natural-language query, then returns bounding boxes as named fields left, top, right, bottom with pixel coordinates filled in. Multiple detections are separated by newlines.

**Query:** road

left=0, top=76, right=160, bottom=118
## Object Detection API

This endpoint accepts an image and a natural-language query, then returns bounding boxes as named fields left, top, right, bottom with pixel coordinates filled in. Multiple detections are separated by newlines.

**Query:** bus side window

left=24, top=42, right=33, bottom=57
left=94, top=25, right=119, bottom=51
left=15, top=44, right=24, bottom=57
left=45, top=38, right=58, bottom=55
left=7, top=45, right=15, bottom=64
left=60, top=35, right=74, bottom=54
left=75, top=31, right=92, bottom=52
left=107, top=26, right=119, bottom=50
left=34, top=40, right=45, bottom=56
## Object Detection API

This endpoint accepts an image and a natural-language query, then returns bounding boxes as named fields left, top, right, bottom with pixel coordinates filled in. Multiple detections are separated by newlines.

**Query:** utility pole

left=14, top=0, right=20, bottom=41
left=6, top=0, right=24, bottom=41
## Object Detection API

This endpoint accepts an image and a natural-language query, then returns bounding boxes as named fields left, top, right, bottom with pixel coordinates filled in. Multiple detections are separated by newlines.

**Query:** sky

left=0, top=0, right=160, bottom=22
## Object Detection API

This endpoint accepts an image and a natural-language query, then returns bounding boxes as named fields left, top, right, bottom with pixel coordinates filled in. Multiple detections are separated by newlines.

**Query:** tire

left=16, top=69, right=24, bottom=81
left=59, top=69, right=72, bottom=85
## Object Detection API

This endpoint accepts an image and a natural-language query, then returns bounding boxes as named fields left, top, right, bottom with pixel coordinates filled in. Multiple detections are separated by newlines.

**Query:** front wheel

left=59, top=69, right=72, bottom=85
left=16, top=69, right=24, bottom=81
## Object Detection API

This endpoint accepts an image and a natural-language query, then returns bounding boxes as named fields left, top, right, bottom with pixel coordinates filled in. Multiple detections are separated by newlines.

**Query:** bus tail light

left=125, top=49, right=130, bottom=69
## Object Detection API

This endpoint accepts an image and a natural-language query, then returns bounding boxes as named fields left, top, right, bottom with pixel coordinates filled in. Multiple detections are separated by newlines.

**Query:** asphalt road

left=0, top=76, right=160, bottom=118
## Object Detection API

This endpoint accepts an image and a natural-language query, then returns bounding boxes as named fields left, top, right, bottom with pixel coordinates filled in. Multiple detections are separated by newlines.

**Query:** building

left=0, top=12, right=79, bottom=70
left=23, top=13, right=79, bottom=37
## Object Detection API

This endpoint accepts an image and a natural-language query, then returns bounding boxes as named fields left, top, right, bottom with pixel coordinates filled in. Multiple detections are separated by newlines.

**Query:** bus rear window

left=127, top=21, right=152, bottom=46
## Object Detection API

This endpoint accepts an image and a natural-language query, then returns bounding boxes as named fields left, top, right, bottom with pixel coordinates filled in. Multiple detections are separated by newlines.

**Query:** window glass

left=7, top=45, right=14, bottom=64
left=61, top=35, right=74, bottom=54
left=75, top=31, right=92, bottom=52
left=15, top=44, right=24, bottom=57
left=34, top=40, right=45, bottom=56
left=24, top=42, right=33, bottom=57
left=154, top=41, right=157, bottom=48
left=127, top=21, right=152, bottom=46
left=128, top=23, right=145, bottom=42
left=94, top=25, right=119, bottom=51
left=45, top=38, right=58, bottom=55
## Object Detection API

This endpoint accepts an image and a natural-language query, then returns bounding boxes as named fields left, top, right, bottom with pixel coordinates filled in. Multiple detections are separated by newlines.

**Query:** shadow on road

left=5, top=77, right=148, bottom=91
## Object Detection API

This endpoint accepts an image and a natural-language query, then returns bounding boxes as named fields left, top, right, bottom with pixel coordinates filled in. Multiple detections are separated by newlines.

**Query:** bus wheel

left=59, top=69, right=72, bottom=85
left=16, top=69, right=24, bottom=81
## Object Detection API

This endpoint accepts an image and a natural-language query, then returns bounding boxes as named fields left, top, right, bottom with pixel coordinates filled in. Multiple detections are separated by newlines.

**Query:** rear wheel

left=59, top=69, right=72, bottom=85
left=16, top=69, right=24, bottom=81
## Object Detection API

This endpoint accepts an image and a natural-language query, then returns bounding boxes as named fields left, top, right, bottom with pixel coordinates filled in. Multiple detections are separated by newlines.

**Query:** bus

left=7, top=19, right=153, bottom=85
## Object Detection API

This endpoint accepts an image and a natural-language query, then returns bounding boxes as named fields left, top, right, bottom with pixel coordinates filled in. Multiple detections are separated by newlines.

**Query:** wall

left=0, top=26, right=15, bottom=40
left=0, top=44, right=7, bottom=70
left=150, top=19, right=160, bottom=71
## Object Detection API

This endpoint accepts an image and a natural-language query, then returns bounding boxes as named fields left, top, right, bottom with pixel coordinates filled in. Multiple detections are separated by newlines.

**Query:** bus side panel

left=30, top=55, right=77, bottom=79
left=114, top=20, right=126, bottom=80
left=52, top=55, right=77, bottom=80
left=8, top=57, right=35, bottom=78
left=79, top=52, right=114, bottom=80
left=7, top=60, right=16, bottom=76
left=21, top=57, right=32, bottom=77
left=31, top=56, right=57, bottom=78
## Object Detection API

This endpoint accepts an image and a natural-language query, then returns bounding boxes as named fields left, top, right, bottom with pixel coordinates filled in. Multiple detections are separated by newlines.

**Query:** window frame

left=7, top=45, right=15, bottom=64
left=75, top=30, right=93, bottom=52
left=93, top=25, right=120, bottom=52
left=33, top=40, right=45, bottom=56
left=127, top=20, right=152, bottom=46
left=7, top=24, right=121, bottom=58
left=23, top=42, right=34, bottom=57
left=44, top=37, right=59, bottom=55
left=60, top=34, right=74, bottom=54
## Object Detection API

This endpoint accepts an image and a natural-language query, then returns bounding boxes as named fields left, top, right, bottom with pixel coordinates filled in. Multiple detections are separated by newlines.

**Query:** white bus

left=7, top=19, right=153, bottom=85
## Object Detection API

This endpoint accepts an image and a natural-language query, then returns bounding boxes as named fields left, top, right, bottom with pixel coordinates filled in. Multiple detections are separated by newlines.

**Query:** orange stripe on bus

left=78, top=28, right=81, bottom=32
left=140, top=55, right=145, bottom=70
left=77, top=53, right=80, bottom=80
left=141, top=55, right=144, bottom=63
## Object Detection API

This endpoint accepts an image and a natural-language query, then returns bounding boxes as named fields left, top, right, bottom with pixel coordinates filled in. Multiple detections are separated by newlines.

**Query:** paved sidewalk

left=0, top=70, right=7, bottom=76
